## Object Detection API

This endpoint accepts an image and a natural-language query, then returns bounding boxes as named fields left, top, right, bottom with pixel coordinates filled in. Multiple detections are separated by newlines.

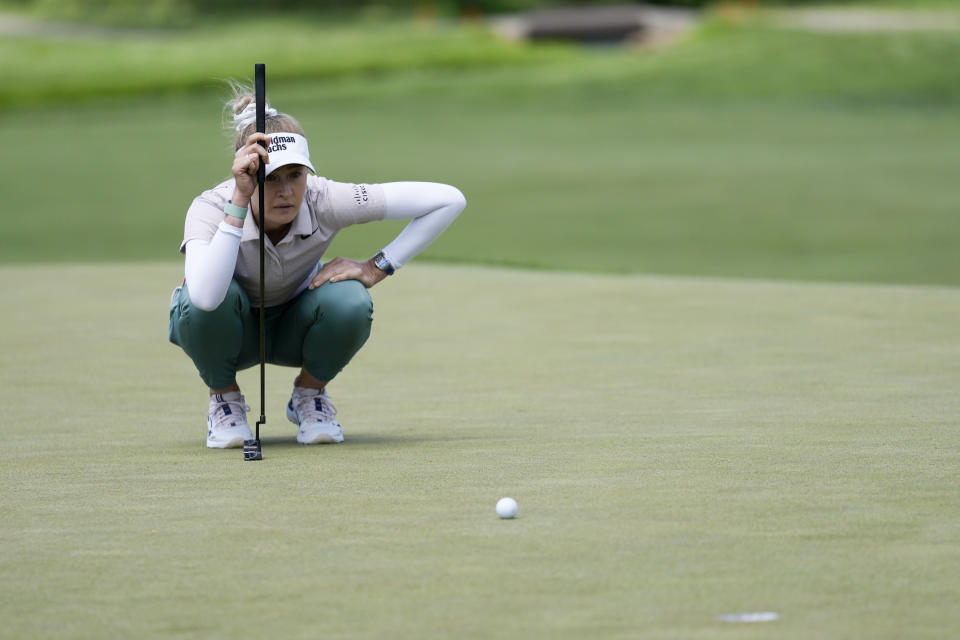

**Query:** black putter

left=243, top=63, right=267, bottom=462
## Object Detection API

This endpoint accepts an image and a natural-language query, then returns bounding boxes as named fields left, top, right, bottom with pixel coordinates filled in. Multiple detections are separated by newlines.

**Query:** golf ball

left=496, top=497, right=518, bottom=519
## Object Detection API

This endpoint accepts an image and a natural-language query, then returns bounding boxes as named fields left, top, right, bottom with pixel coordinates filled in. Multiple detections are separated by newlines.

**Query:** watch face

left=375, top=252, right=393, bottom=274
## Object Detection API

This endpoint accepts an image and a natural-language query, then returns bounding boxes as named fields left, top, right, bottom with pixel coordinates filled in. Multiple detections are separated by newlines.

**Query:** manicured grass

left=3, top=12, right=960, bottom=107
left=3, top=84, right=959, bottom=285
left=3, top=9, right=957, bottom=639
left=2, top=13, right=959, bottom=285
left=1, top=262, right=958, bottom=638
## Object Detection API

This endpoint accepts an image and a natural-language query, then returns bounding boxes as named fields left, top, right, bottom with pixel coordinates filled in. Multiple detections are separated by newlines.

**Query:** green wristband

left=224, top=201, right=248, bottom=220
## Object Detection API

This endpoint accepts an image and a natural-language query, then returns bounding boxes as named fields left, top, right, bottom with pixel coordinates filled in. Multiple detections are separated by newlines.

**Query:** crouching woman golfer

left=169, top=89, right=466, bottom=449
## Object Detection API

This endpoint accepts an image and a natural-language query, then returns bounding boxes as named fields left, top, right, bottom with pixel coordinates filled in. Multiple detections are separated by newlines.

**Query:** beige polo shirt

left=182, top=175, right=387, bottom=307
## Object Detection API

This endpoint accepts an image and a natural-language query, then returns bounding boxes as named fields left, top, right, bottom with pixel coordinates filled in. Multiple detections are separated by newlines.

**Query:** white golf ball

left=496, top=497, right=518, bottom=519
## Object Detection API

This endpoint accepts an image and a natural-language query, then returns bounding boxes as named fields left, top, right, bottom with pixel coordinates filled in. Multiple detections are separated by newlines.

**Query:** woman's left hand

left=309, top=256, right=388, bottom=290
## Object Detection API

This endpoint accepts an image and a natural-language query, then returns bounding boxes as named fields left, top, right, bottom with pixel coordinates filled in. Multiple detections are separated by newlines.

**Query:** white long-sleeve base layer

left=184, top=181, right=465, bottom=311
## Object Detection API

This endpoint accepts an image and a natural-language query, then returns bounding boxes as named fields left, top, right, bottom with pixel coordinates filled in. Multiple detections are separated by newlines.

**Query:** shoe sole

left=298, top=431, right=344, bottom=445
left=206, top=424, right=253, bottom=449
left=207, top=434, right=247, bottom=449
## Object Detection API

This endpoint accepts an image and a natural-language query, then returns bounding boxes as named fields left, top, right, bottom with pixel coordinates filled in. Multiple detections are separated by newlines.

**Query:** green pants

left=169, top=279, right=373, bottom=390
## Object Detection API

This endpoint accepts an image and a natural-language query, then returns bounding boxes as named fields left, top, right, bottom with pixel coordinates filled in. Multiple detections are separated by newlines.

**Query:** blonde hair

left=224, top=80, right=306, bottom=151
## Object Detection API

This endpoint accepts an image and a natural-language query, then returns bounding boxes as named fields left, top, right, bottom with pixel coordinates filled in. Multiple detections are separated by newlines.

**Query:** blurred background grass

left=0, top=0, right=957, bottom=285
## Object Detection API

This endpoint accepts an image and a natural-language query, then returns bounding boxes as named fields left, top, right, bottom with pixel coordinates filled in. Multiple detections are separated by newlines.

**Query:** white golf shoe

left=206, top=392, right=253, bottom=449
left=287, top=386, right=344, bottom=444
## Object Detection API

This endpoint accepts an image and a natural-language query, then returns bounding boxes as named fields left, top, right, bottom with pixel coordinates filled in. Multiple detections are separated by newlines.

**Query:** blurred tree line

left=0, top=0, right=891, bottom=25
left=2, top=0, right=710, bottom=25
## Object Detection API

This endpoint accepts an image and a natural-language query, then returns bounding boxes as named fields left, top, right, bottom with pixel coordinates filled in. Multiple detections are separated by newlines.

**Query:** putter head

left=243, top=438, right=262, bottom=461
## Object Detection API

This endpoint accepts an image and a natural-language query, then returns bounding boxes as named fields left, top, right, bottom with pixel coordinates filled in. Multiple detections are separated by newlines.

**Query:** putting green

left=1, top=262, right=957, bottom=639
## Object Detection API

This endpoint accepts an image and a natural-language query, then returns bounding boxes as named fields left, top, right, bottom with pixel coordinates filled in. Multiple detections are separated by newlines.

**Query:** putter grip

left=255, top=64, right=266, bottom=137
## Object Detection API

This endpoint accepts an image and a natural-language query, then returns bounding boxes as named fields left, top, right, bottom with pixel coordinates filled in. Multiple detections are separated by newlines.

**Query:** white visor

left=254, top=132, right=315, bottom=177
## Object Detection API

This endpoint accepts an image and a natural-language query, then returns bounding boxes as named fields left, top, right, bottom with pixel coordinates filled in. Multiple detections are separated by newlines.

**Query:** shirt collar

left=241, top=199, right=311, bottom=245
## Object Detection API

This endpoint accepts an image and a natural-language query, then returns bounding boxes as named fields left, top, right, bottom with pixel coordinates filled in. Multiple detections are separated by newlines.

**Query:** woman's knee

left=189, top=279, right=248, bottom=316
left=175, top=280, right=249, bottom=335
left=302, top=280, right=373, bottom=328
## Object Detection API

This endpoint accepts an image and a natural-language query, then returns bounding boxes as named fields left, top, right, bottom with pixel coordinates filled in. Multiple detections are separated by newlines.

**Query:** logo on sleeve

left=352, top=185, right=369, bottom=206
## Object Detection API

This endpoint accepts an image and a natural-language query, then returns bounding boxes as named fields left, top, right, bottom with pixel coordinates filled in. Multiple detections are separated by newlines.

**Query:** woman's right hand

left=230, top=132, right=271, bottom=206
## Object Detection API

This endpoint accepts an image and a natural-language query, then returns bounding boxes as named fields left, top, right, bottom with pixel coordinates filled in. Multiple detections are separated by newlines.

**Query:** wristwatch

left=373, top=251, right=395, bottom=276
